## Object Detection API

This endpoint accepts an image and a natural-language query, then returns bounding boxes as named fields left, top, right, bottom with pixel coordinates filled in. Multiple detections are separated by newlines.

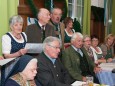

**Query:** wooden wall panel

left=18, top=0, right=65, bottom=31
left=90, top=7, right=105, bottom=43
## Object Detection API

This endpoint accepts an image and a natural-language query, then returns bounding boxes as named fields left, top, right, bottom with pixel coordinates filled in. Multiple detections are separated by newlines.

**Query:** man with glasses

left=36, top=36, right=75, bottom=86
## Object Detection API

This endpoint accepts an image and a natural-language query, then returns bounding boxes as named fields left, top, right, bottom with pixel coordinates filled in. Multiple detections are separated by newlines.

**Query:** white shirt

left=2, top=32, right=27, bottom=54
left=90, top=46, right=103, bottom=62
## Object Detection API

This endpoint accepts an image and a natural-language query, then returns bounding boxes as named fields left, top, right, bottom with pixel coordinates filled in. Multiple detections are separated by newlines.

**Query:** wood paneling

left=18, top=0, right=66, bottom=31
left=18, top=0, right=45, bottom=31
left=90, top=6, right=105, bottom=43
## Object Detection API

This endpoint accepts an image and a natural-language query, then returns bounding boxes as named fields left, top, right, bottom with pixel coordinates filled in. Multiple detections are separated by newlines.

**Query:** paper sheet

left=71, top=81, right=86, bottom=86
left=99, top=63, right=115, bottom=71
left=71, top=81, right=107, bottom=86
left=25, top=43, right=43, bottom=53
left=0, top=58, right=15, bottom=66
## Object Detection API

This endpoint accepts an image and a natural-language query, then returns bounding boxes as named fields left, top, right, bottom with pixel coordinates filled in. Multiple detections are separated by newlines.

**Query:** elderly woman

left=1, top=15, right=27, bottom=82
left=91, top=35, right=106, bottom=64
left=4, top=55, right=41, bottom=86
left=100, top=34, right=115, bottom=62
left=83, top=35, right=94, bottom=61
left=63, top=17, right=75, bottom=48
left=2, top=15, right=27, bottom=58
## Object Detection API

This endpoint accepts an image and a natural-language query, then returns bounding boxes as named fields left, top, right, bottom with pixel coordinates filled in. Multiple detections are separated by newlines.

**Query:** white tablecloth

left=97, top=63, right=115, bottom=86
left=97, top=70, right=115, bottom=86
left=71, top=81, right=100, bottom=86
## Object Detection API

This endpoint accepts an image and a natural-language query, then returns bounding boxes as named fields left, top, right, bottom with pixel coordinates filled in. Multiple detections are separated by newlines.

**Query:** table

left=97, top=63, right=115, bottom=86
left=71, top=81, right=100, bottom=86
left=97, top=70, right=115, bottom=86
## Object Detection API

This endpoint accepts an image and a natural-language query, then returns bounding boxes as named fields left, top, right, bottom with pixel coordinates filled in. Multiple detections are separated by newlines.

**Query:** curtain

left=0, top=0, right=18, bottom=55
left=82, top=0, right=91, bottom=35
left=111, top=0, right=115, bottom=35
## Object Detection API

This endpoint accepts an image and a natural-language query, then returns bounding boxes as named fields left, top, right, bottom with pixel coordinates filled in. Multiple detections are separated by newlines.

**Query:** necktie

left=41, top=25, right=45, bottom=42
left=55, top=24, right=61, bottom=40
left=77, top=49, right=83, bottom=57
left=55, top=24, right=58, bottom=31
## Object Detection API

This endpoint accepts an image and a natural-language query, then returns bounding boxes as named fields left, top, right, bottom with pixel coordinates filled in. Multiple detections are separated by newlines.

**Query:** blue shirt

left=44, top=52, right=56, bottom=64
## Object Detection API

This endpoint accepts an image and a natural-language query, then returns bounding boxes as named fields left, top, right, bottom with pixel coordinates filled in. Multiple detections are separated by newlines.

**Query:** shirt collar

left=71, top=45, right=79, bottom=51
left=38, top=22, right=42, bottom=27
left=44, top=52, right=56, bottom=64
left=38, top=22, right=45, bottom=30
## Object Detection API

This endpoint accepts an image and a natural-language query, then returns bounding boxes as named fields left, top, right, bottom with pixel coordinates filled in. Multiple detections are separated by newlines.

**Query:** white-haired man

left=36, top=36, right=75, bottom=86
left=26, top=8, right=56, bottom=43
left=62, top=32, right=100, bottom=84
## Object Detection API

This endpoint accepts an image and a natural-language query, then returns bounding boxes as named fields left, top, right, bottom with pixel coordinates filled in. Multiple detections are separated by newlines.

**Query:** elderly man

left=25, top=8, right=55, bottom=43
left=62, top=32, right=99, bottom=83
left=49, top=8, right=65, bottom=49
left=36, top=36, right=75, bottom=86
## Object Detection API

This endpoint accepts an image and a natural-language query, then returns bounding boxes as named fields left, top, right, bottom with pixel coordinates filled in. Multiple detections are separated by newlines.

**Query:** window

left=68, top=0, right=84, bottom=29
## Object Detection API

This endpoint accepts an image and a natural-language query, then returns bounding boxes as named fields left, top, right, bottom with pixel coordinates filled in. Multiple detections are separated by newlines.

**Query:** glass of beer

left=86, top=75, right=93, bottom=86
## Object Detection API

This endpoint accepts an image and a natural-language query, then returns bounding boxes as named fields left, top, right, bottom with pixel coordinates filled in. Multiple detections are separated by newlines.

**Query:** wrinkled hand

left=94, top=66, right=102, bottom=73
left=19, top=49, right=28, bottom=55
left=82, top=76, right=87, bottom=82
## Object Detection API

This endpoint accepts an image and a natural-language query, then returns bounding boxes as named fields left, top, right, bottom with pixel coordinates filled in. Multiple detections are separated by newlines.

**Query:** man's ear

left=45, top=45, right=49, bottom=50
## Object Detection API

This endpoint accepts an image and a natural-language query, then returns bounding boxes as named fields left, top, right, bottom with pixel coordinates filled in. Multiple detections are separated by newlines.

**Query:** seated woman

left=63, top=17, right=75, bottom=48
left=4, top=55, right=41, bottom=86
left=83, top=35, right=94, bottom=62
left=100, top=34, right=115, bottom=62
left=1, top=15, right=28, bottom=80
left=91, top=35, right=106, bottom=64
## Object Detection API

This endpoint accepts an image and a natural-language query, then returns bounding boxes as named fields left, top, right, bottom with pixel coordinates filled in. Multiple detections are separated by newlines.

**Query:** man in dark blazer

left=62, top=32, right=99, bottom=83
left=25, top=8, right=56, bottom=43
left=36, top=36, right=75, bottom=86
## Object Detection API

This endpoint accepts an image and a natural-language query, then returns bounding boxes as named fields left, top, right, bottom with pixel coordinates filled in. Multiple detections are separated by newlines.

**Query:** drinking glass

left=86, top=75, right=93, bottom=86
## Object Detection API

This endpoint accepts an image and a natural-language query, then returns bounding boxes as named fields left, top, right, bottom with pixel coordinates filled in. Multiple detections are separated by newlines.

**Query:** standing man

left=25, top=8, right=56, bottom=43
left=62, top=32, right=99, bottom=83
left=49, top=8, right=65, bottom=50
left=36, top=36, right=75, bottom=86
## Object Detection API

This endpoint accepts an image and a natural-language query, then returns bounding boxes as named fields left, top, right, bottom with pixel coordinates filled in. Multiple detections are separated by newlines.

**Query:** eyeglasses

left=48, top=44, right=60, bottom=49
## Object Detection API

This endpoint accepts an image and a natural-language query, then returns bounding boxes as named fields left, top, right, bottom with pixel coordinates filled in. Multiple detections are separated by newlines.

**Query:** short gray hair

left=42, top=36, right=61, bottom=51
left=83, top=35, right=90, bottom=41
left=50, top=8, right=62, bottom=14
left=71, top=32, right=83, bottom=42
left=9, top=15, right=23, bottom=27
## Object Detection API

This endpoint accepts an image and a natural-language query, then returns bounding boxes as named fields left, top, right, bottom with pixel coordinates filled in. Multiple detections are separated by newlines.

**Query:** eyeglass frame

left=47, top=44, right=61, bottom=49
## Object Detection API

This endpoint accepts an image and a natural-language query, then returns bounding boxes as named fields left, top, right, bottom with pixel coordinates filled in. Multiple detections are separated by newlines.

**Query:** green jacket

left=62, top=46, right=95, bottom=81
